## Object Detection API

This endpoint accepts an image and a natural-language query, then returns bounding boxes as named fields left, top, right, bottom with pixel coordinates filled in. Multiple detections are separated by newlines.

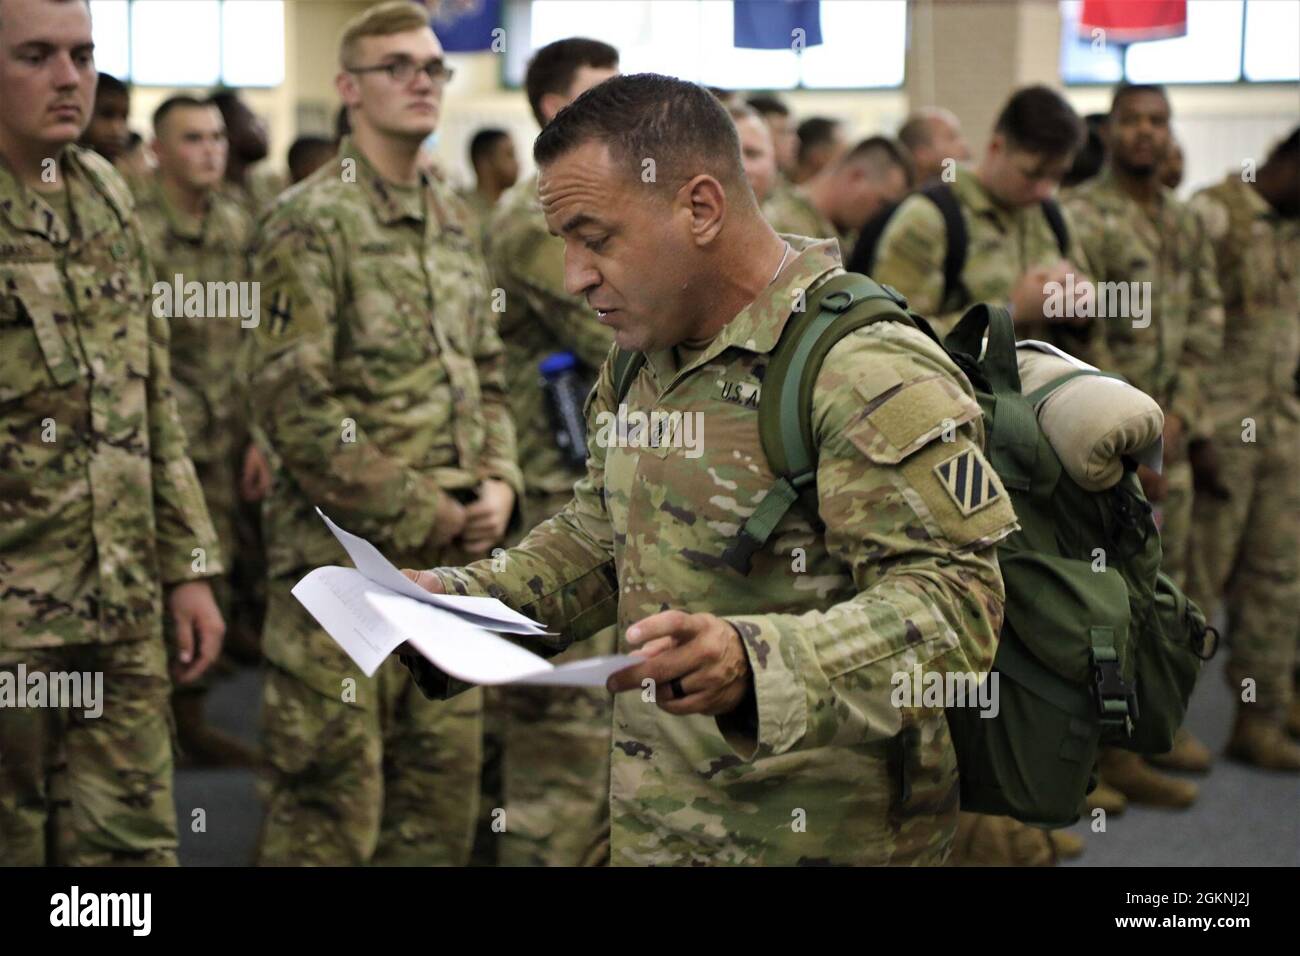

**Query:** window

left=89, top=0, right=285, bottom=87
left=1060, top=0, right=1300, bottom=84
left=501, top=0, right=906, bottom=90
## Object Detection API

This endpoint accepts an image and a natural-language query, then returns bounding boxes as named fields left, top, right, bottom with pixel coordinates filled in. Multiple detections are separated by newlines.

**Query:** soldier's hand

left=240, top=443, right=272, bottom=502
left=390, top=569, right=446, bottom=658
left=169, top=580, right=225, bottom=684
left=431, top=490, right=468, bottom=548
left=1009, top=266, right=1054, bottom=326
left=401, top=567, right=446, bottom=594
left=608, top=610, right=752, bottom=717
left=460, top=478, right=515, bottom=557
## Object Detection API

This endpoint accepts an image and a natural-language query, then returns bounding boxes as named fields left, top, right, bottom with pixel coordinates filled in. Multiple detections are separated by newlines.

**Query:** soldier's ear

left=336, top=71, right=361, bottom=109
left=681, top=174, right=726, bottom=247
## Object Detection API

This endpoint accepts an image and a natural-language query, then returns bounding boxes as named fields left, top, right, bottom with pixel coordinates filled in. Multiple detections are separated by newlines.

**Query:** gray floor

left=177, top=640, right=1300, bottom=867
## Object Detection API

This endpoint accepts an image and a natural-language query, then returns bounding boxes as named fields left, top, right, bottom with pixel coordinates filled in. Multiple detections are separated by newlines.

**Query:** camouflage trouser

left=1158, top=459, right=1194, bottom=590
left=0, top=639, right=178, bottom=866
left=481, top=629, right=615, bottom=867
left=471, top=489, right=612, bottom=867
left=256, top=581, right=482, bottom=866
left=1187, top=414, right=1300, bottom=719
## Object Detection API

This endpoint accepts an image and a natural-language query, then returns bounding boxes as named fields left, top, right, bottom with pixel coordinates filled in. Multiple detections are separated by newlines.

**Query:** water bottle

left=539, top=352, right=590, bottom=468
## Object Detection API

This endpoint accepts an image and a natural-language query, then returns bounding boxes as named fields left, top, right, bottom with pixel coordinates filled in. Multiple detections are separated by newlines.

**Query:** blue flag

left=430, top=0, right=501, bottom=53
left=734, top=0, right=822, bottom=50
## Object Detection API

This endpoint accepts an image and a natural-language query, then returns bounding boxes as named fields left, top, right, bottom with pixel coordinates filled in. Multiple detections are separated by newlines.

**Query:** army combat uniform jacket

left=406, top=237, right=1017, bottom=865
left=249, top=136, right=522, bottom=696
left=1, top=146, right=221, bottom=652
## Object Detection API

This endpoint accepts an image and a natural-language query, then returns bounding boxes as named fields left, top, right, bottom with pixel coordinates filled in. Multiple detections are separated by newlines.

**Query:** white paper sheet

left=292, top=514, right=641, bottom=687
left=317, top=507, right=549, bottom=635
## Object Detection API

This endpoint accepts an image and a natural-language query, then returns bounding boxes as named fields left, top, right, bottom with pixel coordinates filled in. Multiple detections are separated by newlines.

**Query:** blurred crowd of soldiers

left=1, top=0, right=1297, bottom=867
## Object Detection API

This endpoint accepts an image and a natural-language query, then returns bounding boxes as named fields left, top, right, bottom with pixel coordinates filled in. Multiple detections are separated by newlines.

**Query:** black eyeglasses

left=347, top=57, right=455, bottom=85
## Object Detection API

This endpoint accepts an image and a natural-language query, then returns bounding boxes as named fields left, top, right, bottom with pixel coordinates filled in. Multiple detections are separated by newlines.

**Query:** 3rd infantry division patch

left=933, top=448, right=1001, bottom=516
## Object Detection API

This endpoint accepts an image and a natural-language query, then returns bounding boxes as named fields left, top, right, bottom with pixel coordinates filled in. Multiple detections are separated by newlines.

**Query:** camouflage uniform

left=761, top=185, right=853, bottom=259
left=404, top=236, right=1016, bottom=866
left=457, top=186, right=495, bottom=252
left=134, top=176, right=253, bottom=617
left=0, top=146, right=221, bottom=864
left=1185, top=174, right=1300, bottom=721
left=1064, top=168, right=1225, bottom=587
left=478, top=177, right=617, bottom=866
left=872, top=166, right=1105, bottom=358
left=222, top=165, right=285, bottom=223
left=248, top=136, right=522, bottom=866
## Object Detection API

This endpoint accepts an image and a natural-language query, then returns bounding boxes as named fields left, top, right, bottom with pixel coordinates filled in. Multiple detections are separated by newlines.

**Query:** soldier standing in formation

left=247, top=1, right=520, bottom=865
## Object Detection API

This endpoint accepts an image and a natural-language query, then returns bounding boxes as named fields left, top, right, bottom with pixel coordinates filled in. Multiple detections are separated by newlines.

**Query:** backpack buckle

left=821, top=289, right=856, bottom=313
left=1090, top=646, right=1135, bottom=734
left=881, top=283, right=909, bottom=309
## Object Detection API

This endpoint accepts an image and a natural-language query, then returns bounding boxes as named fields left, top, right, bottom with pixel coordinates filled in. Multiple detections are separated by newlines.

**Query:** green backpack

left=611, top=272, right=1218, bottom=828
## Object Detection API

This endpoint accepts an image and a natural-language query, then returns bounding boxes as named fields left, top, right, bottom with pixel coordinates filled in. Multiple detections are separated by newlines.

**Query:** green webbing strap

left=944, top=304, right=1021, bottom=396
left=723, top=274, right=915, bottom=573
left=1088, top=625, right=1135, bottom=733
left=1023, top=368, right=1131, bottom=407
left=611, top=348, right=647, bottom=405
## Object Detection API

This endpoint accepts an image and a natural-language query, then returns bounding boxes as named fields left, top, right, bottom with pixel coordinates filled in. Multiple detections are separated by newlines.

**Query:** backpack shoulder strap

left=610, top=348, right=647, bottom=406
left=843, top=199, right=902, bottom=276
left=721, top=273, right=918, bottom=574
left=1040, top=198, right=1070, bottom=257
left=920, top=182, right=968, bottom=308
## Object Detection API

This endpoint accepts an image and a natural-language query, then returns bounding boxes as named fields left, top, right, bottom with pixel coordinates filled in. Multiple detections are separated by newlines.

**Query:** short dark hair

left=796, top=116, right=840, bottom=164
left=152, top=94, right=213, bottom=135
left=524, top=37, right=619, bottom=128
left=993, top=85, right=1084, bottom=158
left=745, top=94, right=790, bottom=119
left=534, top=73, right=746, bottom=200
left=1062, top=113, right=1108, bottom=187
left=1110, top=82, right=1169, bottom=116
left=1268, top=125, right=1300, bottom=163
left=95, top=72, right=129, bottom=100
left=842, top=135, right=914, bottom=189
left=469, top=128, right=509, bottom=170
left=288, top=135, right=334, bottom=176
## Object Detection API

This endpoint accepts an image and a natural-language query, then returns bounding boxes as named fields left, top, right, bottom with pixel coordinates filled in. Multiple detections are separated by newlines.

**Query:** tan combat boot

left=1226, top=709, right=1300, bottom=771
left=1098, top=747, right=1198, bottom=808
left=1085, top=779, right=1128, bottom=816
left=947, top=812, right=1057, bottom=866
left=1047, top=830, right=1085, bottom=860
left=173, top=690, right=262, bottom=769
left=1147, top=727, right=1212, bottom=773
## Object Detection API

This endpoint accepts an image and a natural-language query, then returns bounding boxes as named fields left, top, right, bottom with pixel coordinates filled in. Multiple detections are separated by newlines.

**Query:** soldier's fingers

left=401, top=569, right=445, bottom=593
left=631, top=635, right=676, bottom=660
left=626, top=609, right=696, bottom=645
left=173, top=608, right=195, bottom=666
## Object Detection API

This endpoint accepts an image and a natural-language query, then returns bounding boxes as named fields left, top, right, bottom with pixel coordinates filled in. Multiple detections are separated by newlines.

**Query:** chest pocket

left=0, top=276, right=81, bottom=405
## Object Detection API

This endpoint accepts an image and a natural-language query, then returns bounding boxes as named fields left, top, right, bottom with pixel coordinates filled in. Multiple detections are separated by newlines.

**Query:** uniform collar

left=1095, top=165, right=1172, bottom=212
left=145, top=173, right=209, bottom=241
left=645, top=235, right=841, bottom=383
left=337, top=134, right=427, bottom=227
left=1223, top=171, right=1275, bottom=220
left=0, top=144, right=79, bottom=244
